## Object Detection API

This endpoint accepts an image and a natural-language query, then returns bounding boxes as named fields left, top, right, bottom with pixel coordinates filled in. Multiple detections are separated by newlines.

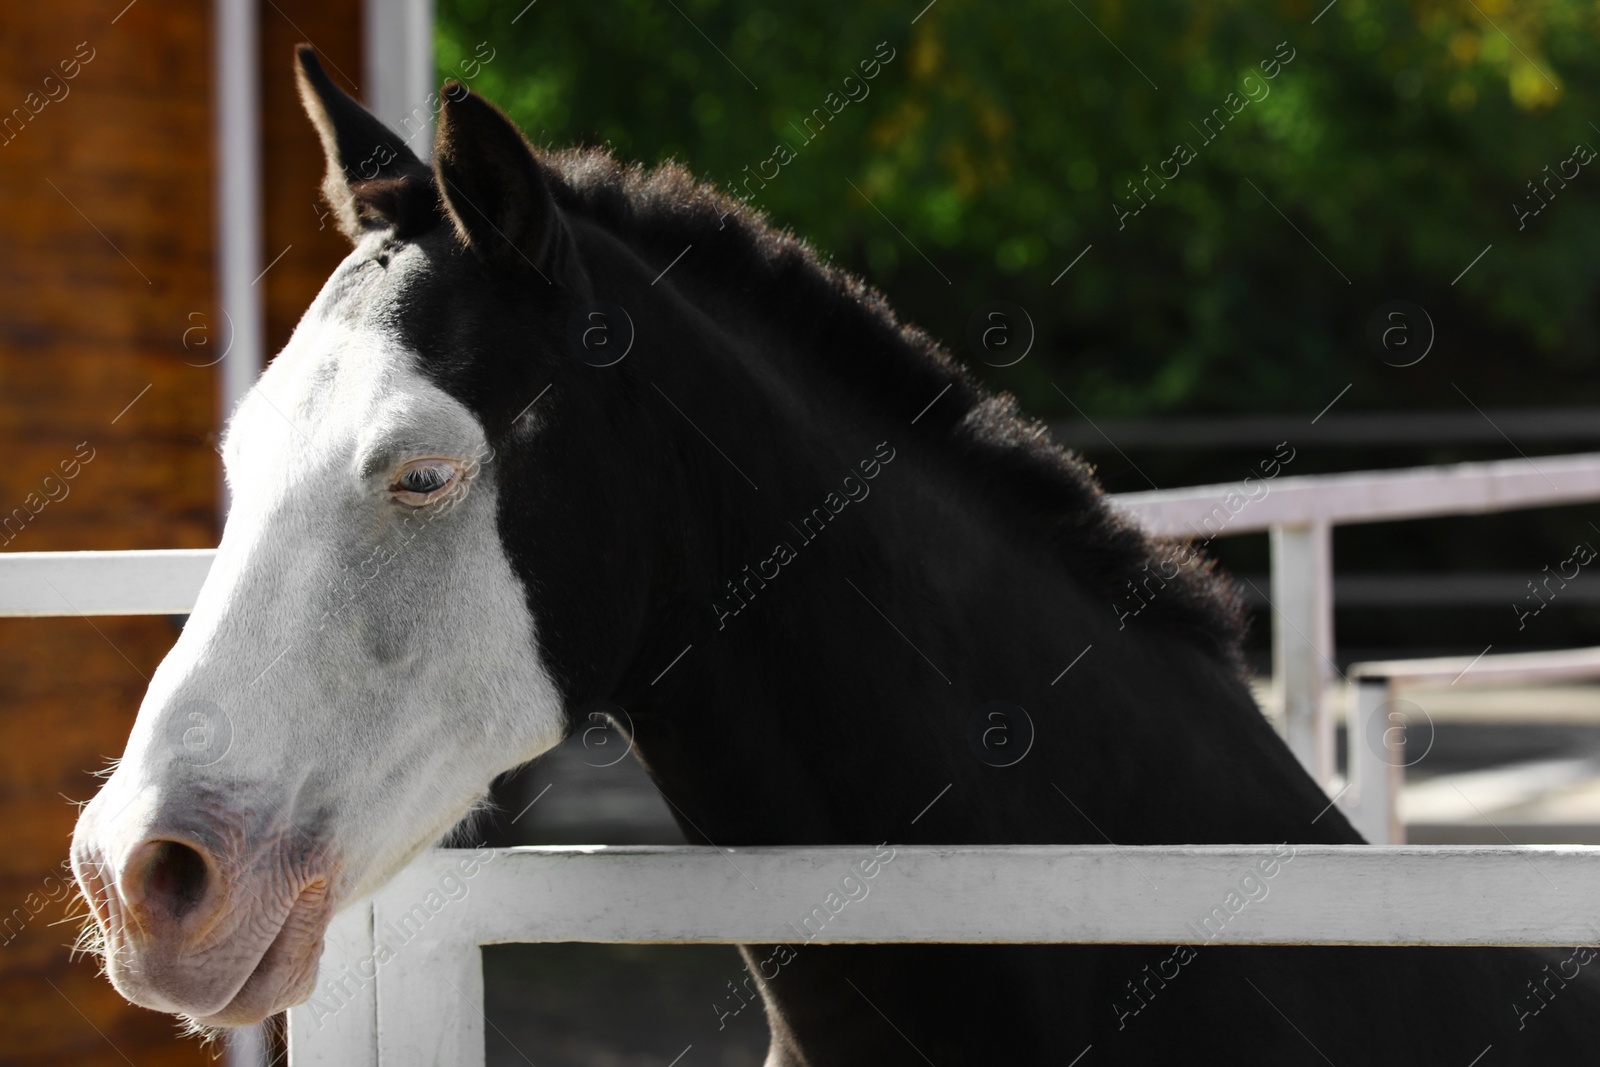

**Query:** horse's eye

left=390, top=461, right=460, bottom=505
left=399, top=466, right=449, bottom=493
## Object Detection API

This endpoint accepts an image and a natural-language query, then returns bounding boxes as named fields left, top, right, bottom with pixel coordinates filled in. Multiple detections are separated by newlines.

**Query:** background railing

left=11, top=453, right=1600, bottom=1063
left=1113, top=450, right=1600, bottom=840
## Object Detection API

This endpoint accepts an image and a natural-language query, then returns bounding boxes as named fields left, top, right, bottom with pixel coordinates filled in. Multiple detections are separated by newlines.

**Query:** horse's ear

left=433, top=83, right=581, bottom=285
left=294, top=44, right=434, bottom=241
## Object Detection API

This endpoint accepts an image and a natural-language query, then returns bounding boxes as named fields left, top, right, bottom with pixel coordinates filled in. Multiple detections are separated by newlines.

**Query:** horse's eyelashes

left=398, top=466, right=449, bottom=493
left=387, top=458, right=468, bottom=508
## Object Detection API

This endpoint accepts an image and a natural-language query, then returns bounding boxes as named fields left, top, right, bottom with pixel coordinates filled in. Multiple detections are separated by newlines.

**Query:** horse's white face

left=69, top=244, right=567, bottom=1026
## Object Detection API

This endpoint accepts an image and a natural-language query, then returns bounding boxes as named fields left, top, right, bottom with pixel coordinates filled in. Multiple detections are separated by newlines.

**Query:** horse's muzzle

left=70, top=791, right=339, bottom=1025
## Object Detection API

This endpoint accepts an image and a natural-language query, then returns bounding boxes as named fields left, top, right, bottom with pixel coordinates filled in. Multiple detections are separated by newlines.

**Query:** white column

left=363, top=0, right=437, bottom=157
left=213, top=0, right=265, bottom=520
left=216, top=3, right=267, bottom=1058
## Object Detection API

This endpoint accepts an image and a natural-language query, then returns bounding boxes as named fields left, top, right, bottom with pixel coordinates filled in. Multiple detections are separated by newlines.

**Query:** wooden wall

left=260, top=3, right=370, bottom=360
left=0, top=2, right=362, bottom=1063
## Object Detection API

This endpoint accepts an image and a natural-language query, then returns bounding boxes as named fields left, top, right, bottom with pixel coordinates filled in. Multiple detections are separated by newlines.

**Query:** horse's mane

left=537, top=147, right=1248, bottom=664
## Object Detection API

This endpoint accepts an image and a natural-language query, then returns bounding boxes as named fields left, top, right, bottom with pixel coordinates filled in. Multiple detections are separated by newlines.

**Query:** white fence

left=1115, top=449, right=1600, bottom=841
left=9, top=451, right=1600, bottom=1064
left=286, top=844, right=1600, bottom=1065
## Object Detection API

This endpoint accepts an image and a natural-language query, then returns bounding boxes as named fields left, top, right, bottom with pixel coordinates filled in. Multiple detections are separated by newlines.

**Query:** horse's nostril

left=129, top=840, right=212, bottom=921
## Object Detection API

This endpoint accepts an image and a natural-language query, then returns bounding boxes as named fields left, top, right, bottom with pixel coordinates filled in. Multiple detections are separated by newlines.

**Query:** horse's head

left=68, top=49, right=645, bottom=1027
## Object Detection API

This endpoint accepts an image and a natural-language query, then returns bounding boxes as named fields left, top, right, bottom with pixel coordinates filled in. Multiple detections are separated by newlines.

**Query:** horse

left=70, top=45, right=1600, bottom=1063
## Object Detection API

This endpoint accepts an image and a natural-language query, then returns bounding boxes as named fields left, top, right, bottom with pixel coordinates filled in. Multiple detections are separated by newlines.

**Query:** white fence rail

left=0, top=548, right=213, bottom=616
left=11, top=453, right=1600, bottom=1063
left=1114, top=450, right=1600, bottom=536
left=284, top=843, right=1600, bottom=1066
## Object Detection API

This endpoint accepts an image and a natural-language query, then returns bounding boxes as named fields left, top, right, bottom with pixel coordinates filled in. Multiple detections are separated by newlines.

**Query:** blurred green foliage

left=438, top=0, right=1600, bottom=419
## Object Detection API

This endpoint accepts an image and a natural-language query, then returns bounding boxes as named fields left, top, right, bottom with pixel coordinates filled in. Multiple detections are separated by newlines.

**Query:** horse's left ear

left=433, top=83, right=583, bottom=287
left=294, top=45, right=434, bottom=241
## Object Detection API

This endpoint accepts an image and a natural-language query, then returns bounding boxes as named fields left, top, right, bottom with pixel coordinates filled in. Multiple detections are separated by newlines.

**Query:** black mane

left=531, top=147, right=1247, bottom=662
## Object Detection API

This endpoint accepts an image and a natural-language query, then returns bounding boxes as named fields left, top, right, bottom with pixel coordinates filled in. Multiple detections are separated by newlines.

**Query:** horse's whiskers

left=69, top=917, right=105, bottom=964
left=176, top=1016, right=227, bottom=1046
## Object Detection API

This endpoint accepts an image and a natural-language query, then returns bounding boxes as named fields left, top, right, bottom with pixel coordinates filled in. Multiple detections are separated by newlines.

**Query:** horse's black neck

left=604, top=267, right=1361, bottom=1058
left=563, top=213, right=1358, bottom=853
left=626, top=482, right=1352, bottom=850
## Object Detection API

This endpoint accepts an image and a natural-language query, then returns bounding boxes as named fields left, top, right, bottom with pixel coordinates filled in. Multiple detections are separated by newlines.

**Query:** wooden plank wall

left=0, top=2, right=362, bottom=1063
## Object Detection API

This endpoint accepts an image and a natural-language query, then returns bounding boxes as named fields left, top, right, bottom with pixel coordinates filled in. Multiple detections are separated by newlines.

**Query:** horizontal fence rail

left=1114, top=450, right=1600, bottom=537
left=0, top=548, right=213, bottom=616
left=1048, top=409, right=1600, bottom=450
left=343, top=844, right=1600, bottom=947
left=285, top=844, right=1600, bottom=1066
left=10, top=450, right=1600, bottom=614
left=1353, top=646, right=1600, bottom=691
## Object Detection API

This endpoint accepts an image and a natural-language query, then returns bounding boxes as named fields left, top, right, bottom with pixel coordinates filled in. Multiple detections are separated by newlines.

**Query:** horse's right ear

left=432, top=82, right=583, bottom=288
left=294, top=45, right=435, bottom=241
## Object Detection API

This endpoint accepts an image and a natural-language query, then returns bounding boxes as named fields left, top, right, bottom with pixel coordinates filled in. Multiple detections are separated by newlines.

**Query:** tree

left=439, top=0, right=1600, bottom=419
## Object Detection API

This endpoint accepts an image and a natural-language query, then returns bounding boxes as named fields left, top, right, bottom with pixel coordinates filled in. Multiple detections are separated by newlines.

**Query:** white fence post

left=223, top=1024, right=269, bottom=1067
left=372, top=861, right=486, bottom=1067
left=1343, top=679, right=1405, bottom=844
left=1269, top=522, right=1335, bottom=788
left=287, top=900, right=379, bottom=1067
